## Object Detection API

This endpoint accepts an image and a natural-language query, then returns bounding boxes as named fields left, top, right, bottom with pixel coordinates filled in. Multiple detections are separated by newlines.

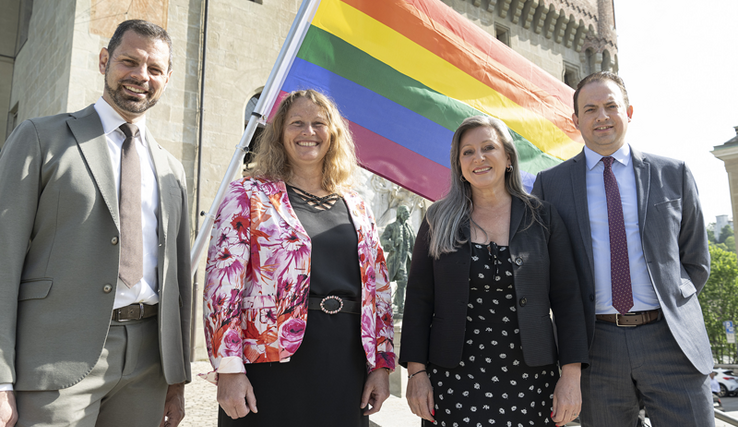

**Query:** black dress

left=218, top=188, right=368, bottom=427
left=425, top=243, right=559, bottom=427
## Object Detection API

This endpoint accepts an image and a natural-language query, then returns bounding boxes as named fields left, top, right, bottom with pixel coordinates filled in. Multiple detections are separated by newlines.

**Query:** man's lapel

left=570, top=151, right=595, bottom=275
left=67, top=105, right=119, bottom=229
left=146, top=129, right=174, bottom=291
left=146, top=129, right=172, bottom=238
left=630, top=147, right=650, bottom=237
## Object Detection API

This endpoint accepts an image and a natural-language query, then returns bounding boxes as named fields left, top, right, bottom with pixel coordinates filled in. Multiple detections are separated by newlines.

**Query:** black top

left=286, top=186, right=362, bottom=298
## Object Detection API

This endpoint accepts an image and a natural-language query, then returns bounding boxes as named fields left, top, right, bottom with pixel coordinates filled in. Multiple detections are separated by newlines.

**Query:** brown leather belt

left=596, top=309, right=661, bottom=327
left=308, top=296, right=361, bottom=315
left=112, top=303, right=158, bottom=322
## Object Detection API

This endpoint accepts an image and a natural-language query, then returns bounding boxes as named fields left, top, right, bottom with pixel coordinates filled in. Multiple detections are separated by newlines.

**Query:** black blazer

left=399, top=196, right=589, bottom=369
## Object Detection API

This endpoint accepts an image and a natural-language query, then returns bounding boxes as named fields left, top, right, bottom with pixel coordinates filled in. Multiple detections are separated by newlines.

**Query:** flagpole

left=190, top=0, right=322, bottom=277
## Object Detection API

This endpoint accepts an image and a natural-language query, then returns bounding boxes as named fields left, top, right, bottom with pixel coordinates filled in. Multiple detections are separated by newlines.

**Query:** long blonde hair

left=250, top=89, right=357, bottom=194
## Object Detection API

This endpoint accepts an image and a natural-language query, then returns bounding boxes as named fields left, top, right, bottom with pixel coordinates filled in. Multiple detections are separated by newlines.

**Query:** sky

left=613, top=0, right=738, bottom=224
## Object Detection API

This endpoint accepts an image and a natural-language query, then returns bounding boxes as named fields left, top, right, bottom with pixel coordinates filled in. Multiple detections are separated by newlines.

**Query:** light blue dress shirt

left=584, top=144, right=659, bottom=314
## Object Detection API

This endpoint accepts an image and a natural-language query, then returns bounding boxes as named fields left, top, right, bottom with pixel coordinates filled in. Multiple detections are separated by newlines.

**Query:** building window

left=243, top=94, right=264, bottom=167
left=563, top=63, right=580, bottom=89
left=15, top=0, right=33, bottom=54
left=585, top=48, right=595, bottom=75
left=601, top=50, right=611, bottom=72
left=6, top=103, right=18, bottom=140
left=495, top=25, right=510, bottom=46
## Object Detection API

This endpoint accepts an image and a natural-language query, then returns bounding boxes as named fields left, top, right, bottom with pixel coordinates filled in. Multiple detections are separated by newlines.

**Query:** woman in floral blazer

left=204, top=89, right=394, bottom=427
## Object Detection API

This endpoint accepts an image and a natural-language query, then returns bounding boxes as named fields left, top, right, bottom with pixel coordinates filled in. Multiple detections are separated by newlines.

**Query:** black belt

left=112, top=303, right=158, bottom=321
left=308, top=296, right=360, bottom=315
left=596, top=309, right=661, bottom=327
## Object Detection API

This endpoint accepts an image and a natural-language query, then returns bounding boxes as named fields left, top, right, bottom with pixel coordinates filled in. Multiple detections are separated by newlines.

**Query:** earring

left=460, top=175, right=467, bottom=182
left=506, top=165, right=513, bottom=172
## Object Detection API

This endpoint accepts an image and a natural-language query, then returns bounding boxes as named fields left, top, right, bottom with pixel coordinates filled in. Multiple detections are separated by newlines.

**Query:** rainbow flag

left=271, top=0, right=583, bottom=201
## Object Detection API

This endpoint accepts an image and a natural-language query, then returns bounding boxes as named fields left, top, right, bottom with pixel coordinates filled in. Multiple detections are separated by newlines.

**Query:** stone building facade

left=712, top=127, right=738, bottom=248
left=0, top=0, right=618, bottom=359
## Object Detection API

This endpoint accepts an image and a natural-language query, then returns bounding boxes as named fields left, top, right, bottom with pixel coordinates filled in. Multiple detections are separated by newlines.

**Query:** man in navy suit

left=532, top=72, right=713, bottom=426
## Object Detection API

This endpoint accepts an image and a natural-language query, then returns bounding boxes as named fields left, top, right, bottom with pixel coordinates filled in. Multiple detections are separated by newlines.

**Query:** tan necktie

left=118, top=123, right=143, bottom=288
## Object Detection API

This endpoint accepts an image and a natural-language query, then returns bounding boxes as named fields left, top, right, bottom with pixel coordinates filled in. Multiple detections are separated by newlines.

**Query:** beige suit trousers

left=15, top=316, right=168, bottom=427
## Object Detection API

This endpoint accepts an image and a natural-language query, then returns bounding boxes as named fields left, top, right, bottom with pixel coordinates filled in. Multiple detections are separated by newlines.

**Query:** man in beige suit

left=0, top=20, right=191, bottom=427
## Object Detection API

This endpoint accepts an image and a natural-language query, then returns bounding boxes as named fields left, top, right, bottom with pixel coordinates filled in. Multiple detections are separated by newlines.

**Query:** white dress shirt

left=94, top=97, right=160, bottom=309
left=584, top=144, right=659, bottom=314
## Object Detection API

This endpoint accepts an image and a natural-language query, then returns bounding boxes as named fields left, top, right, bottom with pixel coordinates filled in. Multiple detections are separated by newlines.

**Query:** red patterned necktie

left=118, top=123, right=143, bottom=288
left=602, top=156, right=633, bottom=314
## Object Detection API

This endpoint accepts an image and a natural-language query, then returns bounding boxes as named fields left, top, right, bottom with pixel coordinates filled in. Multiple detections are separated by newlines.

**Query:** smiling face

left=458, top=126, right=511, bottom=194
left=573, top=79, right=633, bottom=156
left=99, top=30, right=171, bottom=123
left=282, top=97, right=332, bottom=172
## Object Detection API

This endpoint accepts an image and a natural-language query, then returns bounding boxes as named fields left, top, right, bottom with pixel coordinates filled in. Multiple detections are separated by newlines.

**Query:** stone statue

left=380, top=205, right=415, bottom=318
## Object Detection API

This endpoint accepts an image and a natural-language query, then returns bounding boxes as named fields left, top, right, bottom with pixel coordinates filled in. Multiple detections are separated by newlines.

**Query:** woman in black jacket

left=400, top=115, right=588, bottom=427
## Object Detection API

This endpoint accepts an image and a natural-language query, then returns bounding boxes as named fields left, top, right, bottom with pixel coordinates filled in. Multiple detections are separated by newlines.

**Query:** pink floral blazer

left=204, top=177, right=395, bottom=376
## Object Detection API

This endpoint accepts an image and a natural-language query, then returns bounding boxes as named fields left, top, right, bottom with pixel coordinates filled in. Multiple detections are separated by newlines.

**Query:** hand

left=405, top=363, right=434, bottom=422
left=0, top=391, right=17, bottom=427
left=217, top=373, right=258, bottom=419
left=361, top=368, right=390, bottom=415
left=159, top=383, right=185, bottom=427
left=551, top=363, right=582, bottom=426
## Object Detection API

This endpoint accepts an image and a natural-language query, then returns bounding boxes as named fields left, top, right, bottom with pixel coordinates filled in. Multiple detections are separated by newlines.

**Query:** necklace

left=288, top=185, right=340, bottom=210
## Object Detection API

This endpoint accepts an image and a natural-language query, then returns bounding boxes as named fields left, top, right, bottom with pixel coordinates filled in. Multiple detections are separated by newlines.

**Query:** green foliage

left=700, top=244, right=738, bottom=362
left=707, top=225, right=716, bottom=243
left=725, top=236, right=736, bottom=253
left=719, top=225, right=733, bottom=244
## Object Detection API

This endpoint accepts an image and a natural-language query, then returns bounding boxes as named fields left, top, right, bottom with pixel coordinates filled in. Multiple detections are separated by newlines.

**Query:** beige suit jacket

left=0, top=105, right=192, bottom=390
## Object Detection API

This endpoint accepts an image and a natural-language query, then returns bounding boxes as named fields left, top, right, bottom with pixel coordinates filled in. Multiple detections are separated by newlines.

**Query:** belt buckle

left=320, top=296, right=343, bottom=315
left=116, top=303, right=144, bottom=322
left=615, top=312, right=637, bottom=327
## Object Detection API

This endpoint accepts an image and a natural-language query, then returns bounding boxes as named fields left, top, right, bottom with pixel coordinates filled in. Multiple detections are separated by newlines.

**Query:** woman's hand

left=361, top=368, right=391, bottom=415
left=551, top=363, right=581, bottom=426
left=405, top=363, right=435, bottom=422
left=217, top=373, right=258, bottom=419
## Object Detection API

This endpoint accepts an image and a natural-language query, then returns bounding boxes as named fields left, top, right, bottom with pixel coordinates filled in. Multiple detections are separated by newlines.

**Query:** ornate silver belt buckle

left=320, top=295, right=343, bottom=314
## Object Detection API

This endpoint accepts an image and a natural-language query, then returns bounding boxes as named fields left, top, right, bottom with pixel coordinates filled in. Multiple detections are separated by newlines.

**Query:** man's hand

left=551, top=363, right=582, bottom=426
left=159, top=383, right=185, bottom=427
left=361, top=368, right=390, bottom=415
left=217, top=373, right=257, bottom=419
left=0, top=391, right=18, bottom=427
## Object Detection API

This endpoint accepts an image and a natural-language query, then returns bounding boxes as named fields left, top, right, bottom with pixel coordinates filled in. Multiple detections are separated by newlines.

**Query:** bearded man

left=0, top=19, right=191, bottom=427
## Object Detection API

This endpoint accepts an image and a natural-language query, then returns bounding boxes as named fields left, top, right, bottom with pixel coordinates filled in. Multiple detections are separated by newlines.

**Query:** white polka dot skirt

left=424, top=244, right=558, bottom=427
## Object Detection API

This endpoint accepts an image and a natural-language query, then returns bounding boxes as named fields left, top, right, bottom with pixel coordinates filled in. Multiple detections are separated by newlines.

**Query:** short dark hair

left=573, top=71, right=629, bottom=116
left=107, top=20, right=173, bottom=71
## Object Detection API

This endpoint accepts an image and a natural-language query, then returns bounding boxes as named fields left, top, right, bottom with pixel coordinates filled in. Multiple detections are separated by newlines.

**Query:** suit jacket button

left=589, top=294, right=595, bottom=301
left=519, top=297, right=527, bottom=306
left=111, top=236, right=119, bottom=245
left=103, top=284, right=113, bottom=293
left=515, top=257, right=523, bottom=266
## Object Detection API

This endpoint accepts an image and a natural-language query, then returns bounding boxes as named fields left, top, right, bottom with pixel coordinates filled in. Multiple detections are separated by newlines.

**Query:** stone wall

left=0, top=0, right=21, bottom=142
left=9, top=0, right=74, bottom=125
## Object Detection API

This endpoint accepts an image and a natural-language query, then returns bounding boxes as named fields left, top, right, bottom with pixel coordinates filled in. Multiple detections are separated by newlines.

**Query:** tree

left=707, top=224, right=716, bottom=243
left=719, top=225, right=733, bottom=244
left=700, top=244, right=738, bottom=363
left=725, top=236, right=736, bottom=253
